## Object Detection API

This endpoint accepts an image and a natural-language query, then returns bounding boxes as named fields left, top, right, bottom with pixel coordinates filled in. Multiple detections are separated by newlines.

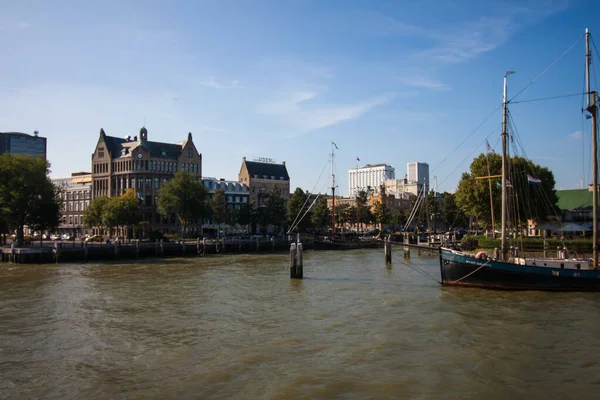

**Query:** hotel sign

left=254, top=157, right=276, bottom=163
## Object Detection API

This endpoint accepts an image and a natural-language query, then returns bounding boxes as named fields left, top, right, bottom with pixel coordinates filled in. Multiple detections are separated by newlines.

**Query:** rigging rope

left=510, top=34, right=584, bottom=103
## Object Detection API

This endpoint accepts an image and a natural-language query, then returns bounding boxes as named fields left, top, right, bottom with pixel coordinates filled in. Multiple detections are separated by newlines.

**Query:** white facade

left=348, top=164, right=395, bottom=197
left=384, top=178, right=423, bottom=198
left=407, top=162, right=429, bottom=192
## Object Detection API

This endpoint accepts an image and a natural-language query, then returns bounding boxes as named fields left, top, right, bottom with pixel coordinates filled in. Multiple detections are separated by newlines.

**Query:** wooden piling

left=160, top=239, right=164, bottom=256
left=256, top=236, right=260, bottom=252
left=84, top=241, right=88, bottom=262
left=385, top=241, right=392, bottom=264
left=296, top=242, right=303, bottom=279
left=543, top=239, right=548, bottom=258
left=290, top=242, right=298, bottom=278
left=135, top=240, right=140, bottom=258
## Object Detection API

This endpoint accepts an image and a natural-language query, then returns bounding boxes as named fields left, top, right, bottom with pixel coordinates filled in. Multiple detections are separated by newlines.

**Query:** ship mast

left=331, top=142, right=336, bottom=236
left=586, top=29, right=598, bottom=268
left=501, top=71, right=515, bottom=261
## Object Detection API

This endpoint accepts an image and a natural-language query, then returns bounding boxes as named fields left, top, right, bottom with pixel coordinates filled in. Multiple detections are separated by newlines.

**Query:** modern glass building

left=0, top=131, right=47, bottom=158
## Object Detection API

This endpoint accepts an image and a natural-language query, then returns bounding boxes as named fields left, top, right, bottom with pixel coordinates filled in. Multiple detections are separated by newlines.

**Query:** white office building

left=407, top=162, right=429, bottom=192
left=348, top=164, right=395, bottom=197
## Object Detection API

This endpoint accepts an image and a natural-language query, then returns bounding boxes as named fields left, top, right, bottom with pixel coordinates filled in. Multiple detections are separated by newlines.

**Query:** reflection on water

left=1, top=249, right=600, bottom=399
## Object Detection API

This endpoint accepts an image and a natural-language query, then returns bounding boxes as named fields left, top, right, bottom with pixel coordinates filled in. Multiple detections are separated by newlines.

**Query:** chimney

left=134, top=136, right=138, bottom=141
left=282, top=161, right=286, bottom=166
left=243, top=157, right=246, bottom=162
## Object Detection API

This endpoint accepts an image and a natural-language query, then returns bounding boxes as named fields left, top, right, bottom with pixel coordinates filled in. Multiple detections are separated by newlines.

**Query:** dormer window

left=161, top=149, right=167, bottom=157
left=121, top=148, right=128, bottom=156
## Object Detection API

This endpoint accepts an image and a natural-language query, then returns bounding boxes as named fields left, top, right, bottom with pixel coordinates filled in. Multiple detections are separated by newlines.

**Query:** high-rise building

left=91, top=127, right=202, bottom=237
left=348, top=164, right=395, bottom=197
left=0, top=131, right=47, bottom=158
left=406, top=162, right=429, bottom=192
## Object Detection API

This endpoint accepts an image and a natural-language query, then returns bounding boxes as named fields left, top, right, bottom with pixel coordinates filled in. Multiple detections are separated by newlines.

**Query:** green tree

left=440, top=192, right=467, bottom=230
left=210, top=189, right=230, bottom=234
left=157, top=171, right=208, bottom=236
left=355, top=190, right=368, bottom=232
left=236, top=202, right=254, bottom=232
left=336, top=202, right=350, bottom=231
left=390, top=208, right=408, bottom=229
left=264, top=189, right=286, bottom=233
left=0, top=154, right=61, bottom=247
left=373, top=200, right=390, bottom=230
left=311, top=197, right=331, bottom=231
left=101, top=189, right=141, bottom=239
left=455, top=153, right=557, bottom=230
left=29, top=184, right=62, bottom=244
left=287, top=187, right=312, bottom=231
left=84, top=196, right=110, bottom=233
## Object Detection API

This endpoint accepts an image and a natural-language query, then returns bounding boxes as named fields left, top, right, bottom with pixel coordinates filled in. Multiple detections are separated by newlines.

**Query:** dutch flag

left=527, top=175, right=542, bottom=184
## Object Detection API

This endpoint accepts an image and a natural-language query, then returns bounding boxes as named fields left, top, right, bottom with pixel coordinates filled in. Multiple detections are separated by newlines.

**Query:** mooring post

left=84, top=241, right=88, bottom=262
left=272, top=237, right=275, bottom=251
left=543, top=239, right=548, bottom=258
left=290, top=242, right=298, bottom=278
left=155, top=239, right=159, bottom=256
left=10, top=243, right=15, bottom=264
left=181, top=240, right=186, bottom=256
left=160, top=239, right=164, bottom=256
left=135, top=239, right=140, bottom=258
left=296, top=242, right=303, bottom=279
left=404, top=237, right=410, bottom=259
left=256, top=236, right=260, bottom=252
left=385, top=240, right=392, bottom=264
left=556, top=246, right=561, bottom=259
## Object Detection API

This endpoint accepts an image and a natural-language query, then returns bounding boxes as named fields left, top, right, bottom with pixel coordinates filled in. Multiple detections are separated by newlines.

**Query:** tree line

left=0, top=151, right=558, bottom=247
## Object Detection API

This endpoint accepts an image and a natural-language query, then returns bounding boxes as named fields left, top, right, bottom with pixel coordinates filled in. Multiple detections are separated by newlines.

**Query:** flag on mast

left=527, top=175, right=542, bottom=184
left=486, top=139, right=494, bottom=153
left=331, top=141, right=339, bottom=150
left=356, top=156, right=360, bottom=161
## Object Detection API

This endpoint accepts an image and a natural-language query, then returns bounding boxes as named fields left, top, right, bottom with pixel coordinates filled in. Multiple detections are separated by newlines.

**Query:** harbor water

left=1, top=249, right=599, bottom=399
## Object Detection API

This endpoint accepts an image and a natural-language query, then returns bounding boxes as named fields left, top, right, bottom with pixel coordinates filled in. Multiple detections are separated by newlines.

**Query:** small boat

left=439, top=29, right=600, bottom=291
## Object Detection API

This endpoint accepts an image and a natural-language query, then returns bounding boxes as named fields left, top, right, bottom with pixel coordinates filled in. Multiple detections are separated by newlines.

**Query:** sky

left=0, top=0, right=599, bottom=195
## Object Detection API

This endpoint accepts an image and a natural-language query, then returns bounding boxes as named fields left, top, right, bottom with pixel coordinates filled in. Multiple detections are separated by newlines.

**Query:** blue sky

left=1, top=0, right=599, bottom=194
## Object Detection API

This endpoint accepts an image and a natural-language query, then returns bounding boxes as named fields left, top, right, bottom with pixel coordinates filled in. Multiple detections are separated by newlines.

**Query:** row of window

left=64, top=200, right=90, bottom=212
left=253, top=175, right=286, bottom=180
left=60, top=191, right=90, bottom=201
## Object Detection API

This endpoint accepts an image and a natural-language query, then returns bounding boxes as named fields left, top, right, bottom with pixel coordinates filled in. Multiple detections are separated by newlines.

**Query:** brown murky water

left=1, top=249, right=600, bottom=399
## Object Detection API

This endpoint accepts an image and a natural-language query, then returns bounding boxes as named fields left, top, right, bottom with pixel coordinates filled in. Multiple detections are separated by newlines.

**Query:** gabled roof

left=245, top=161, right=289, bottom=180
left=557, top=189, right=592, bottom=211
left=100, top=128, right=187, bottom=160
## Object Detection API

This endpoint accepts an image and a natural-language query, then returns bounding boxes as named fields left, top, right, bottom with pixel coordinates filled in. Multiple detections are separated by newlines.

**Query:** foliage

left=265, top=189, right=287, bottom=231
left=210, top=189, right=230, bottom=227
left=311, top=197, right=331, bottom=231
left=460, top=237, right=479, bottom=251
left=335, top=203, right=351, bottom=229
left=84, top=196, right=110, bottom=229
left=0, top=154, right=61, bottom=246
left=287, top=187, right=312, bottom=231
left=83, top=190, right=141, bottom=238
left=390, top=208, right=408, bottom=228
left=455, top=153, right=557, bottom=230
left=373, top=200, right=391, bottom=229
left=236, top=202, right=254, bottom=228
left=354, top=190, right=368, bottom=230
left=157, top=171, right=208, bottom=236
left=440, top=192, right=468, bottom=229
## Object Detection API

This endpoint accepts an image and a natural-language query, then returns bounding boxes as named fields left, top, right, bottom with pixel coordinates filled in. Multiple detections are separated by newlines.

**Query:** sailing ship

left=313, top=142, right=382, bottom=250
left=439, top=29, right=600, bottom=291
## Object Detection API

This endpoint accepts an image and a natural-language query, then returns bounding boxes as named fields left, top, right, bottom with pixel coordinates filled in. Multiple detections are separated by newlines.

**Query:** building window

left=69, top=216, right=73, bottom=225
left=145, top=178, right=151, bottom=188
left=188, top=148, right=193, bottom=158
left=154, top=178, right=159, bottom=189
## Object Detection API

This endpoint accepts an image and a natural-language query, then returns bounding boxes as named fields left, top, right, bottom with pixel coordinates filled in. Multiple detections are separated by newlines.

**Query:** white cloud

left=259, top=89, right=395, bottom=133
left=0, top=21, right=31, bottom=32
left=196, top=77, right=241, bottom=89
left=568, top=131, right=582, bottom=140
